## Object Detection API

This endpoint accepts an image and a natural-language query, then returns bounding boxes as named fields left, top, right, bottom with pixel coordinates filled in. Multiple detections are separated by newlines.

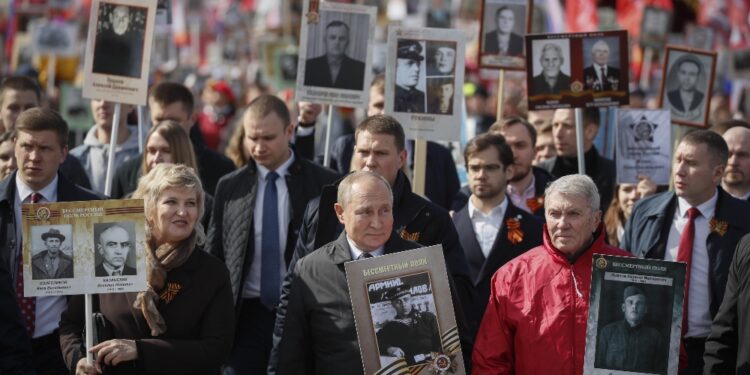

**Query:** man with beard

left=721, top=126, right=750, bottom=201
left=31, top=228, right=73, bottom=279
left=394, top=40, right=426, bottom=113
left=304, top=21, right=365, bottom=91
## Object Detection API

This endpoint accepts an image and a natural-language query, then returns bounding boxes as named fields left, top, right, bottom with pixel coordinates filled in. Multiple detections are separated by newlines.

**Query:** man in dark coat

left=483, top=6, right=523, bottom=55
left=111, top=82, right=235, bottom=198
left=530, top=43, right=571, bottom=95
left=31, top=228, right=74, bottom=279
left=206, top=95, right=338, bottom=375
left=704, top=233, right=750, bottom=374
left=269, top=115, right=473, bottom=374
left=0, top=256, right=34, bottom=374
left=0, top=108, right=102, bottom=374
left=622, top=130, right=750, bottom=375
left=583, top=39, right=621, bottom=92
left=92, top=4, right=144, bottom=78
left=394, top=40, right=426, bottom=113
left=303, top=21, right=365, bottom=91
left=538, top=108, right=616, bottom=211
left=452, top=133, right=543, bottom=336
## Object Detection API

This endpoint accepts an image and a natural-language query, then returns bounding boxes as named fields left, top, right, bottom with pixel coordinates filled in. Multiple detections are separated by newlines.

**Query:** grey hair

left=544, top=174, right=600, bottom=211
left=540, top=43, right=563, bottom=60
left=337, top=171, right=393, bottom=208
left=591, top=40, right=610, bottom=53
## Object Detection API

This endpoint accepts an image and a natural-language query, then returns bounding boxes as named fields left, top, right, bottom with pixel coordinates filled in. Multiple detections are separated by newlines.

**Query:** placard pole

left=46, top=55, right=56, bottom=98
left=323, top=105, right=334, bottom=168
left=85, top=293, right=94, bottom=363
left=496, top=69, right=505, bottom=121
left=639, top=47, right=653, bottom=91
left=137, top=106, right=144, bottom=154
left=574, top=107, right=586, bottom=175
left=413, top=139, right=427, bottom=197
left=103, top=103, right=121, bottom=197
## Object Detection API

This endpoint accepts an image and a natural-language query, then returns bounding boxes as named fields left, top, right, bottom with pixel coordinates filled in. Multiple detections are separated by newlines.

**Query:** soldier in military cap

left=31, top=228, right=74, bottom=280
left=395, top=40, right=426, bottom=113
left=376, top=283, right=441, bottom=365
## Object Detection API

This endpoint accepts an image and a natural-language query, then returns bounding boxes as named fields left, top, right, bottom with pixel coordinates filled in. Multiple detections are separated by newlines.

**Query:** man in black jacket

left=111, top=81, right=235, bottom=198
left=269, top=115, right=473, bottom=373
left=303, top=21, right=366, bottom=91
left=0, top=256, right=33, bottom=374
left=0, top=108, right=101, bottom=374
left=206, top=95, right=338, bottom=375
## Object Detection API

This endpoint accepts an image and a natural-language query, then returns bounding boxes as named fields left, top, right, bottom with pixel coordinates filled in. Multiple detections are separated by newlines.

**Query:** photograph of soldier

left=426, top=41, right=457, bottom=76
left=394, top=39, right=426, bottom=113
left=91, top=2, right=147, bottom=78
left=482, top=3, right=525, bottom=56
left=374, top=280, right=441, bottom=366
left=529, top=40, right=571, bottom=95
left=594, top=285, right=667, bottom=373
left=661, top=49, right=715, bottom=125
left=31, top=226, right=74, bottom=280
left=426, top=78, right=454, bottom=115
left=303, top=18, right=367, bottom=91
left=93, top=222, right=137, bottom=277
left=582, top=38, right=621, bottom=92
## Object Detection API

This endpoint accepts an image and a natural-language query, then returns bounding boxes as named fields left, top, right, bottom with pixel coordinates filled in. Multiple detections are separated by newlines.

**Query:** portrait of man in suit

left=583, top=39, right=621, bottom=92
left=94, top=223, right=136, bottom=277
left=31, top=227, right=74, bottom=280
left=666, top=55, right=706, bottom=122
left=531, top=42, right=571, bottom=95
left=92, top=4, right=146, bottom=78
left=484, top=6, right=523, bottom=56
left=394, top=40, right=426, bottom=113
left=304, top=20, right=366, bottom=91
left=426, top=42, right=456, bottom=76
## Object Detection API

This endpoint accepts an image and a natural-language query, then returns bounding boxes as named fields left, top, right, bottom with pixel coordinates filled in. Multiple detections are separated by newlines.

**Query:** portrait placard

left=30, top=19, right=78, bottom=57
left=616, top=109, right=672, bottom=185
left=274, top=45, right=299, bottom=91
left=385, top=27, right=465, bottom=142
left=82, top=0, right=156, bottom=106
left=295, top=0, right=376, bottom=108
left=639, top=7, right=672, bottom=50
left=259, top=37, right=295, bottom=91
left=584, top=255, right=685, bottom=375
left=728, top=48, right=750, bottom=80
left=478, top=0, right=531, bottom=70
left=658, top=46, right=717, bottom=127
left=525, top=30, right=629, bottom=111
left=685, top=24, right=714, bottom=51
left=345, top=245, right=465, bottom=375
left=21, top=199, right=147, bottom=297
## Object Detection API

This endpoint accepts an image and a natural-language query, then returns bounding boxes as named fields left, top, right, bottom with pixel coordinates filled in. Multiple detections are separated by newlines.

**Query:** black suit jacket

left=452, top=200, right=543, bottom=336
left=484, top=31, right=523, bottom=55
left=303, top=55, right=366, bottom=91
left=395, top=86, right=425, bottom=113
left=205, top=152, right=339, bottom=305
left=531, top=72, right=571, bottom=95
left=583, top=65, right=621, bottom=91
left=95, top=263, right=137, bottom=277
left=0, top=256, right=33, bottom=374
left=667, top=89, right=705, bottom=112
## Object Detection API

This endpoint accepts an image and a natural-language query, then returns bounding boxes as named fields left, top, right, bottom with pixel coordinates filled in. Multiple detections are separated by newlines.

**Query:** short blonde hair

left=133, top=164, right=205, bottom=243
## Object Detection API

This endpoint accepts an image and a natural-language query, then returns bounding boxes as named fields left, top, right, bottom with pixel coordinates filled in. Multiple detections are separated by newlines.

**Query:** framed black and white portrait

left=29, top=224, right=74, bottom=281
left=528, top=38, right=572, bottom=98
left=478, top=0, right=531, bottom=70
left=93, top=222, right=137, bottom=278
left=639, top=7, right=672, bottom=50
left=658, top=46, right=717, bottom=127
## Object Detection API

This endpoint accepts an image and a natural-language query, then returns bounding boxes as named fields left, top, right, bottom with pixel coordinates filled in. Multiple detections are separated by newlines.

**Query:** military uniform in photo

left=394, top=41, right=426, bottom=113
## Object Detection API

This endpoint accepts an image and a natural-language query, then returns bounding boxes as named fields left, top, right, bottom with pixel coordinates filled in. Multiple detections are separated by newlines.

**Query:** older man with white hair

left=583, top=39, right=621, bottom=92
left=472, top=174, right=631, bottom=375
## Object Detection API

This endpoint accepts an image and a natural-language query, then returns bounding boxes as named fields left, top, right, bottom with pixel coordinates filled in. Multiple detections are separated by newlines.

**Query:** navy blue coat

left=621, top=188, right=750, bottom=318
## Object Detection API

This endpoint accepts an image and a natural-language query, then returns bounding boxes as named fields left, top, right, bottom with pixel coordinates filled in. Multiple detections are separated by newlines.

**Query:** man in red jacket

left=472, top=174, right=631, bottom=374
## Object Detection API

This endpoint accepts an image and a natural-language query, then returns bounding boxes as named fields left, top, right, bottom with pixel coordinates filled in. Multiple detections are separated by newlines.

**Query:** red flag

left=566, top=0, right=598, bottom=32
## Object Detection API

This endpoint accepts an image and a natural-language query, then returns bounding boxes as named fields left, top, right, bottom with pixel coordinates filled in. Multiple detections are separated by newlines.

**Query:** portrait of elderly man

left=583, top=39, right=621, bottom=92
left=394, top=40, right=426, bottom=113
left=426, top=42, right=456, bottom=76
left=531, top=43, right=571, bottom=95
left=92, top=4, right=145, bottom=78
left=484, top=6, right=523, bottom=56
left=666, top=55, right=706, bottom=122
left=31, top=228, right=74, bottom=280
left=304, top=20, right=366, bottom=91
left=595, top=285, right=665, bottom=372
left=472, top=174, right=631, bottom=374
left=376, top=284, right=442, bottom=366
left=94, top=224, right=136, bottom=277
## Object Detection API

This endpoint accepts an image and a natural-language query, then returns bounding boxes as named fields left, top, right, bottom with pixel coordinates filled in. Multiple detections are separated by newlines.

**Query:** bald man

left=722, top=126, right=750, bottom=201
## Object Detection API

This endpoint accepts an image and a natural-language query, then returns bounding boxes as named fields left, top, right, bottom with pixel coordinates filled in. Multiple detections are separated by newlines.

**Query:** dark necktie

left=16, top=192, right=43, bottom=336
left=260, top=171, right=280, bottom=309
left=676, top=207, right=699, bottom=370
left=359, top=252, right=373, bottom=260
left=600, top=66, right=606, bottom=83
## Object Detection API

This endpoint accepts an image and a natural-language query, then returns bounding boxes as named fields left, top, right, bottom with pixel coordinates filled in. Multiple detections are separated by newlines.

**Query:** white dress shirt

left=664, top=190, right=717, bottom=338
left=347, top=236, right=385, bottom=260
left=243, top=152, right=295, bottom=299
left=468, top=196, right=508, bottom=258
left=14, top=174, right=67, bottom=338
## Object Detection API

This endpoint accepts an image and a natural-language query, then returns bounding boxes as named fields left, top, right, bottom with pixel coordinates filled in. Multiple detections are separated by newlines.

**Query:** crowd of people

left=2, top=4, right=750, bottom=375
